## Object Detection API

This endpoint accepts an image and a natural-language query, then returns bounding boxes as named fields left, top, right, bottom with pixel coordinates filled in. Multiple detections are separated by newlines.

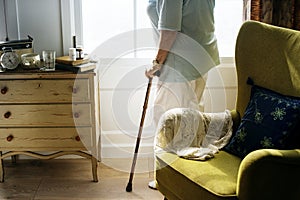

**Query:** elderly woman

left=146, top=0, right=220, bottom=189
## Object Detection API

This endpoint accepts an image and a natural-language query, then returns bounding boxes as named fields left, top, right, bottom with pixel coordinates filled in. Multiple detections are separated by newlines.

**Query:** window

left=215, top=0, right=243, bottom=57
left=81, top=0, right=243, bottom=58
left=82, top=0, right=134, bottom=53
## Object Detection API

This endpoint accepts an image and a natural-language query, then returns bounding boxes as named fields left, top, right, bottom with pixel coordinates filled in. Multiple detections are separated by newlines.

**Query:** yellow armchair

left=155, top=21, right=300, bottom=200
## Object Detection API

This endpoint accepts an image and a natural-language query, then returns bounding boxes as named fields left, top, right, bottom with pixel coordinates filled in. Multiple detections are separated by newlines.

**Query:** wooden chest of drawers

left=0, top=70, right=99, bottom=182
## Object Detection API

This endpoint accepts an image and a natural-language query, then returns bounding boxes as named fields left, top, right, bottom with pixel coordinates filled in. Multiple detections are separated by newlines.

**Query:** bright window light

left=82, top=0, right=243, bottom=58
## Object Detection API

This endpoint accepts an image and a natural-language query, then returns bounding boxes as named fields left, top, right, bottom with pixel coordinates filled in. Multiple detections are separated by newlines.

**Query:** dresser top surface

left=0, top=69, right=95, bottom=79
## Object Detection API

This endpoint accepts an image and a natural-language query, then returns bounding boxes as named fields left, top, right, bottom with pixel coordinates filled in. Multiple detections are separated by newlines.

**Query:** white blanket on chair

left=154, top=108, right=233, bottom=160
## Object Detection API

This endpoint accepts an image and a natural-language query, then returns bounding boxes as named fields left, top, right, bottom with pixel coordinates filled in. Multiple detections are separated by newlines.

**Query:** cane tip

left=126, top=182, right=132, bottom=192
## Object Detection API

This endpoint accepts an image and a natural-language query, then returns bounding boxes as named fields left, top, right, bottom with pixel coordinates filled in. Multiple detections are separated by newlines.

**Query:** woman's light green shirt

left=147, top=0, right=220, bottom=82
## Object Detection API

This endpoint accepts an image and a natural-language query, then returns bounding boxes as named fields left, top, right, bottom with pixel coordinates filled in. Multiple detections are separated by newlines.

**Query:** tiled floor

left=0, top=158, right=163, bottom=200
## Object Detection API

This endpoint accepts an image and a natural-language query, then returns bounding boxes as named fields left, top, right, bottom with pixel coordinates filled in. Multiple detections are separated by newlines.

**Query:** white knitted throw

left=155, top=108, right=233, bottom=160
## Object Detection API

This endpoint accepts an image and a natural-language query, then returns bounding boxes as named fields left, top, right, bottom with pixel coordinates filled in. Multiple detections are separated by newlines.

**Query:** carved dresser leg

left=11, top=155, right=17, bottom=164
left=91, top=157, right=98, bottom=182
left=0, top=151, right=4, bottom=182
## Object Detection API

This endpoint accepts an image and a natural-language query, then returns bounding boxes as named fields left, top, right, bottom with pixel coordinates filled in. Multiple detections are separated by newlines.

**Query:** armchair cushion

left=156, top=151, right=241, bottom=200
left=224, top=81, right=300, bottom=158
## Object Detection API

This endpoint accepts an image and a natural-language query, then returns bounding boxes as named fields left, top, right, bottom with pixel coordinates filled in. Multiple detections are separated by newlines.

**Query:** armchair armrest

left=237, top=149, right=300, bottom=200
left=230, top=110, right=240, bottom=133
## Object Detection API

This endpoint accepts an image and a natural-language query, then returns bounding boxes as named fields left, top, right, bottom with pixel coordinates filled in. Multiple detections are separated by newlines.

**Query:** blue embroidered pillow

left=224, top=81, right=300, bottom=158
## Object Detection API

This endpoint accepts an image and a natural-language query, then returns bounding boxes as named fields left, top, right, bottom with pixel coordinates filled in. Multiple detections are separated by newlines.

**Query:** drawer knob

left=6, top=135, right=14, bottom=142
left=4, top=111, right=11, bottom=119
left=72, top=87, right=78, bottom=94
left=74, top=112, right=80, bottom=118
left=1, top=87, right=8, bottom=94
left=75, top=136, right=81, bottom=141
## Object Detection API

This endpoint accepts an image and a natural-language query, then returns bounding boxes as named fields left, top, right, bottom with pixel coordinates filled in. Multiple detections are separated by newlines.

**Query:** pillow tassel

left=247, top=77, right=254, bottom=86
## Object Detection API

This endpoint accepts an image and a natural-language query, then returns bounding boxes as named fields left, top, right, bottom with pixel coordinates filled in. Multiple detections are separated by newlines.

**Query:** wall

left=16, top=0, right=63, bottom=56
left=0, top=0, right=76, bottom=57
left=0, top=0, right=6, bottom=41
left=0, top=0, right=19, bottom=42
left=203, top=58, right=237, bottom=112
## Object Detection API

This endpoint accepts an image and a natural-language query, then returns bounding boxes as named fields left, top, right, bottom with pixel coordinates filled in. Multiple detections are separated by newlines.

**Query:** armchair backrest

left=235, top=20, right=300, bottom=117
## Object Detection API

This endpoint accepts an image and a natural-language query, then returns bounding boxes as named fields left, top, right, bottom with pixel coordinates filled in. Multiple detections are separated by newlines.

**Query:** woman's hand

left=145, top=60, right=162, bottom=78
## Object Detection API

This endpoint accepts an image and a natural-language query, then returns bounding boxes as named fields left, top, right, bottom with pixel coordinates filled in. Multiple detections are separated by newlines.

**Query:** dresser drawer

left=0, top=104, right=92, bottom=126
left=0, top=127, right=92, bottom=150
left=0, top=79, right=91, bottom=103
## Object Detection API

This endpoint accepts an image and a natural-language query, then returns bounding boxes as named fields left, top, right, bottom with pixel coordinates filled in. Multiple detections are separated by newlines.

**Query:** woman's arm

left=145, top=30, right=177, bottom=78
left=156, top=30, right=177, bottom=64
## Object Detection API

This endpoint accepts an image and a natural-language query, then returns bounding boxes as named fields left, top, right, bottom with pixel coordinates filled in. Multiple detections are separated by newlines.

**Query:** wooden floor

left=0, top=158, right=164, bottom=200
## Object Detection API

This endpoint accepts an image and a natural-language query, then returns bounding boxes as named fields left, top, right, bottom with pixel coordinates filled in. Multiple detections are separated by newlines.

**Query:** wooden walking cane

left=126, top=70, right=160, bottom=192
